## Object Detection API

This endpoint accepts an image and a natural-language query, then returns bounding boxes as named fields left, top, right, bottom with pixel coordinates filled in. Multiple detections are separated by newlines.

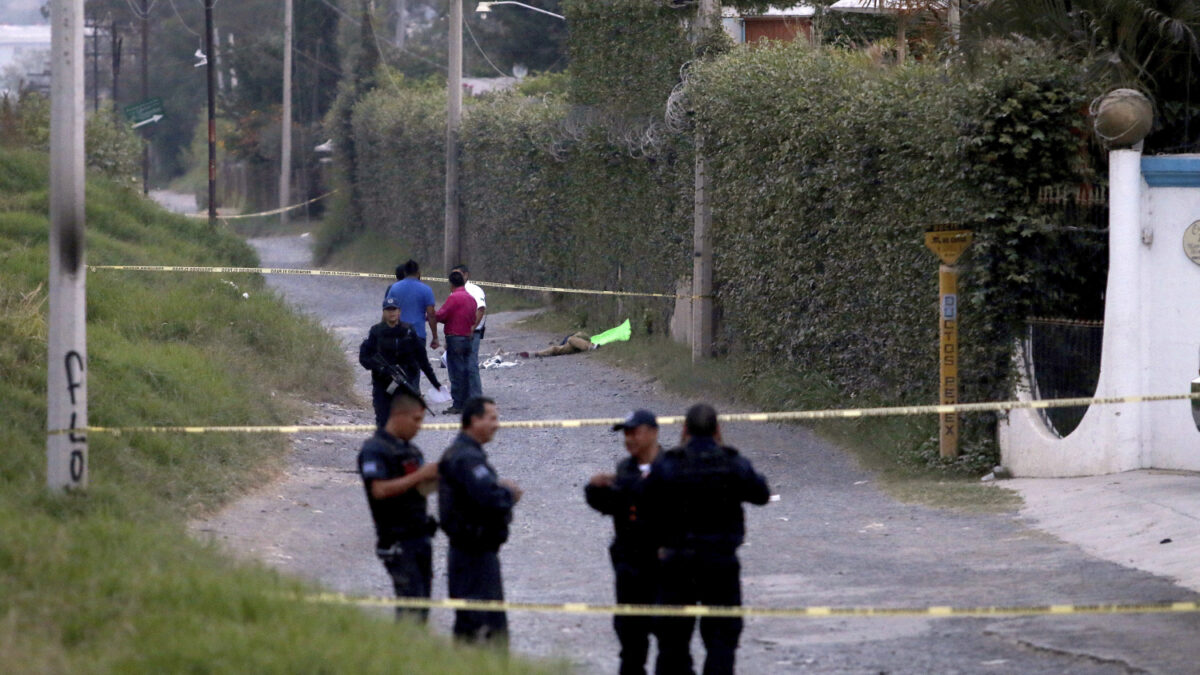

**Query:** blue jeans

left=468, top=328, right=484, bottom=400
left=445, top=335, right=472, bottom=409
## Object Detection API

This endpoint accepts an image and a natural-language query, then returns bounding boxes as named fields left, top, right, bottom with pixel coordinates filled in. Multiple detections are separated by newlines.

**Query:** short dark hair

left=389, top=389, right=426, bottom=416
left=403, top=259, right=420, bottom=277
left=461, top=397, right=495, bottom=429
left=452, top=264, right=469, bottom=275
left=684, top=403, right=719, bottom=438
left=448, top=270, right=466, bottom=288
left=394, top=264, right=405, bottom=280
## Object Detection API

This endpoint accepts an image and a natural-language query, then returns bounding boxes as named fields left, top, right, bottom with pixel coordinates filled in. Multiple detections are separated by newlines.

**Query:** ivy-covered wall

left=324, top=33, right=1100, bottom=463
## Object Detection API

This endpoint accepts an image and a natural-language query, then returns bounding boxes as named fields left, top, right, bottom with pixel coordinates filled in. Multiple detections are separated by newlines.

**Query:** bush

left=321, top=39, right=1099, bottom=469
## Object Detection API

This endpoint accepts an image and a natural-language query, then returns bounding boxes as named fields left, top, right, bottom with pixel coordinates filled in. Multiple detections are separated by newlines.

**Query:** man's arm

left=585, top=475, right=621, bottom=515
left=357, top=329, right=378, bottom=372
left=450, top=454, right=515, bottom=513
left=736, top=457, right=771, bottom=505
left=426, top=306, right=439, bottom=349
left=369, top=462, right=439, bottom=500
left=473, top=306, right=486, bottom=331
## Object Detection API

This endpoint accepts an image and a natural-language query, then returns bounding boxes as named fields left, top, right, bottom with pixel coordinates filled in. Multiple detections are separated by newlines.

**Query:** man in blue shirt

left=384, top=259, right=439, bottom=350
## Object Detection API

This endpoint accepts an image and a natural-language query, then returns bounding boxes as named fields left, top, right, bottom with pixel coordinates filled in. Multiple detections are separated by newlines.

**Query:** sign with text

left=924, top=228, right=973, bottom=265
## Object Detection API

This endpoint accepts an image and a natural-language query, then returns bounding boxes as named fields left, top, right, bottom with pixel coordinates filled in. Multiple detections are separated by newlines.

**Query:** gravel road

left=192, top=235, right=1200, bottom=674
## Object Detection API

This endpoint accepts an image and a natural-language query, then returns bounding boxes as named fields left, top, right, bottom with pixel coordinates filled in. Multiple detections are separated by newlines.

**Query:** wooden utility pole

left=691, top=0, right=718, bottom=362
left=205, top=0, right=217, bottom=225
left=280, top=0, right=294, bottom=227
left=140, top=0, right=149, bottom=194
left=445, top=0, right=463, bottom=273
left=48, top=0, right=89, bottom=492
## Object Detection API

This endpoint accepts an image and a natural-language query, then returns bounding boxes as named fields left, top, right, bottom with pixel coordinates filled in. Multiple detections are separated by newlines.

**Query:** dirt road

left=193, top=235, right=1200, bottom=674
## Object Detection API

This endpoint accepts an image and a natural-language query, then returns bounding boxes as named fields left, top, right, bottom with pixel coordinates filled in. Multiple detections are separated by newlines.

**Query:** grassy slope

left=517, top=311, right=1020, bottom=514
left=0, top=149, right=552, bottom=673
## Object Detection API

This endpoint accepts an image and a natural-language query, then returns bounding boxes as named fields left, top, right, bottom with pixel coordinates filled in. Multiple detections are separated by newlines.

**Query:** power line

left=464, top=17, right=510, bottom=78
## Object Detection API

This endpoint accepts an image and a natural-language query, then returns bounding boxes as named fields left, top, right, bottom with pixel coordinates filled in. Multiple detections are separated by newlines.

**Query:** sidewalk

left=1007, top=470, right=1200, bottom=593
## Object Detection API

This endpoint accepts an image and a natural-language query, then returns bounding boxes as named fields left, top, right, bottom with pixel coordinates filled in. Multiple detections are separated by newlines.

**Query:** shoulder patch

left=362, top=460, right=379, bottom=475
left=472, top=464, right=491, bottom=480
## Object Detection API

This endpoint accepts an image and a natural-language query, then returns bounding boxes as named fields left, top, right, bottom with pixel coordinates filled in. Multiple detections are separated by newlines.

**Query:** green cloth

left=590, top=319, right=631, bottom=346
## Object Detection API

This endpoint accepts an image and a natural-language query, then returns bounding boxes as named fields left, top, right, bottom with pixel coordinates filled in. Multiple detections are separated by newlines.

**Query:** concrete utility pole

left=205, top=0, right=217, bottom=225
left=280, top=0, right=294, bottom=226
left=48, top=0, right=89, bottom=492
left=691, top=0, right=718, bottom=362
left=445, top=0, right=463, bottom=273
left=141, top=0, right=149, bottom=194
left=394, top=0, right=407, bottom=48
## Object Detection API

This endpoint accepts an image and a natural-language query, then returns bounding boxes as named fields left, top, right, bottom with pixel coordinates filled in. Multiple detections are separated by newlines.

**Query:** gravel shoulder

left=192, top=235, right=1200, bottom=674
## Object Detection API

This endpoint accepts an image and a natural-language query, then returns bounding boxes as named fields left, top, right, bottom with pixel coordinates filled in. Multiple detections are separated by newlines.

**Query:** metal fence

left=1023, top=317, right=1104, bottom=437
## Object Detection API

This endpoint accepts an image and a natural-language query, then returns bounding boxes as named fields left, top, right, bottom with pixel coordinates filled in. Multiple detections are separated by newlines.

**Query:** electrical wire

left=464, top=18, right=511, bottom=78
left=167, top=0, right=201, bottom=38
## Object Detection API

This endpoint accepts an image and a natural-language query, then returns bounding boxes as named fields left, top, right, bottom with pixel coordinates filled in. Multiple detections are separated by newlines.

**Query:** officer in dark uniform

left=356, top=387, right=440, bottom=622
left=359, top=296, right=442, bottom=429
left=586, top=409, right=663, bottom=675
left=641, top=403, right=770, bottom=675
left=438, top=396, right=522, bottom=646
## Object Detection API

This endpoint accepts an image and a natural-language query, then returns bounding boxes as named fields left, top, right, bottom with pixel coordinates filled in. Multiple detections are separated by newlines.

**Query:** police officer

left=359, top=296, right=442, bottom=428
left=641, top=403, right=770, bottom=675
left=438, top=397, right=522, bottom=646
left=356, top=388, right=440, bottom=622
left=586, top=409, right=662, bottom=675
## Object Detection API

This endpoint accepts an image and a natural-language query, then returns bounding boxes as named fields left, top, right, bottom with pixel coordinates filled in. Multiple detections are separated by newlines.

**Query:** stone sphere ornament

left=1090, top=89, right=1154, bottom=147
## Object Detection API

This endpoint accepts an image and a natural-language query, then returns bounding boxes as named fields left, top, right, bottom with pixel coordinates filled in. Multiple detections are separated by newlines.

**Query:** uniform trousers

left=378, top=535, right=432, bottom=623
left=447, top=545, right=508, bottom=646
left=654, top=549, right=742, bottom=675
left=612, top=550, right=658, bottom=675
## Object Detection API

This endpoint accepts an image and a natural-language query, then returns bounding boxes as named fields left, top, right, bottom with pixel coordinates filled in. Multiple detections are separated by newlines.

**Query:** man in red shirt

left=435, top=270, right=478, bottom=414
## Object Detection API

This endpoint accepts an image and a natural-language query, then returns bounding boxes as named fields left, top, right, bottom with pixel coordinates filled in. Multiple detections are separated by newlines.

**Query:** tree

left=963, top=0, right=1200, bottom=149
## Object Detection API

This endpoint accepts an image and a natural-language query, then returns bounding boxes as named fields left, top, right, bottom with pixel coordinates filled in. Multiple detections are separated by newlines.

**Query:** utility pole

left=205, top=0, right=217, bottom=226
left=691, top=0, right=718, bottom=362
left=280, top=0, right=293, bottom=226
left=394, top=0, right=407, bottom=48
left=140, top=0, right=149, bottom=194
left=444, top=0, right=463, bottom=272
left=110, top=19, right=121, bottom=120
left=48, top=0, right=89, bottom=492
left=90, top=19, right=99, bottom=112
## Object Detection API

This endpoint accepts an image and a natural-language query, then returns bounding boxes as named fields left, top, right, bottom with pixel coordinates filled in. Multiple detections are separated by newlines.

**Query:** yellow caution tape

left=181, top=191, right=337, bottom=220
left=87, top=265, right=687, bottom=299
left=48, top=391, right=1200, bottom=436
left=298, top=593, right=1200, bottom=618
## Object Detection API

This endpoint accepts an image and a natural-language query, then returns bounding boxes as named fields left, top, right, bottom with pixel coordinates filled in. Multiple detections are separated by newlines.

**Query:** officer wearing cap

left=357, top=388, right=440, bottom=622
left=586, top=409, right=663, bottom=675
left=641, top=403, right=770, bottom=675
left=359, top=296, right=442, bottom=428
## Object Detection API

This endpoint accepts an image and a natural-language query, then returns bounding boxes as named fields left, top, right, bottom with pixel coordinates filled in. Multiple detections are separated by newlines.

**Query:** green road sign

left=123, top=98, right=165, bottom=128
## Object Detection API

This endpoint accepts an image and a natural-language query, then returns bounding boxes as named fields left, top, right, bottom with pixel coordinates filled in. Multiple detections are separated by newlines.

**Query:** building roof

left=723, top=4, right=817, bottom=19
left=0, top=24, right=51, bottom=46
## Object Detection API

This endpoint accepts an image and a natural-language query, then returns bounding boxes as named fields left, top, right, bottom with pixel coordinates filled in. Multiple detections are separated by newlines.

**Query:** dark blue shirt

left=438, top=432, right=515, bottom=552
left=358, top=429, right=431, bottom=548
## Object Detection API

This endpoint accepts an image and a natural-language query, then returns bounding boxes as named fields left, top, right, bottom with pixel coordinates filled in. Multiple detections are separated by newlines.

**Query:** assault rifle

left=371, top=354, right=429, bottom=411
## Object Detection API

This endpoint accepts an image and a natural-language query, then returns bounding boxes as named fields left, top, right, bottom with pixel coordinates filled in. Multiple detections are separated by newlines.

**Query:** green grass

left=517, top=310, right=1020, bottom=514
left=0, top=147, right=555, bottom=673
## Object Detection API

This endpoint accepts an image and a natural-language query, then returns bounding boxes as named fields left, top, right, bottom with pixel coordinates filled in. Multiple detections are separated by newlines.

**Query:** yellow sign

left=1184, top=221, right=1200, bottom=267
left=925, top=229, right=974, bottom=265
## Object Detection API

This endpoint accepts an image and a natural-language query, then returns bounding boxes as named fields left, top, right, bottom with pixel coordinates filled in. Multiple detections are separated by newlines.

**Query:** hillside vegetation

left=0, top=148, right=548, bottom=673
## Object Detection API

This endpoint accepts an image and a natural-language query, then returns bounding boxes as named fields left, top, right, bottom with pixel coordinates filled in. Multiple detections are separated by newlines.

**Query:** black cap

left=612, top=409, right=657, bottom=431
left=382, top=296, right=400, bottom=309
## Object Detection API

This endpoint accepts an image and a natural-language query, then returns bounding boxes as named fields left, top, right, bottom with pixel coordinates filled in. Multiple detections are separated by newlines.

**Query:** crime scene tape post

left=297, top=593, right=1200, bottom=619
left=49, top=391, right=1200, bottom=436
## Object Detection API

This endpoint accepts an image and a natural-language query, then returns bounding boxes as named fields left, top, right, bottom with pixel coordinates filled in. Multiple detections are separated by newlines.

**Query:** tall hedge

left=327, top=40, right=1100, bottom=463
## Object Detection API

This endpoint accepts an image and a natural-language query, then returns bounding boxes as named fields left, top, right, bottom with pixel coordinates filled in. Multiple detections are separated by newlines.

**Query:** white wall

left=998, top=150, right=1200, bottom=476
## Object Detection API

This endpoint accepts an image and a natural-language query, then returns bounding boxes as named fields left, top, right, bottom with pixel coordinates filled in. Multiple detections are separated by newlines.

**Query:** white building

left=0, top=24, right=51, bottom=94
